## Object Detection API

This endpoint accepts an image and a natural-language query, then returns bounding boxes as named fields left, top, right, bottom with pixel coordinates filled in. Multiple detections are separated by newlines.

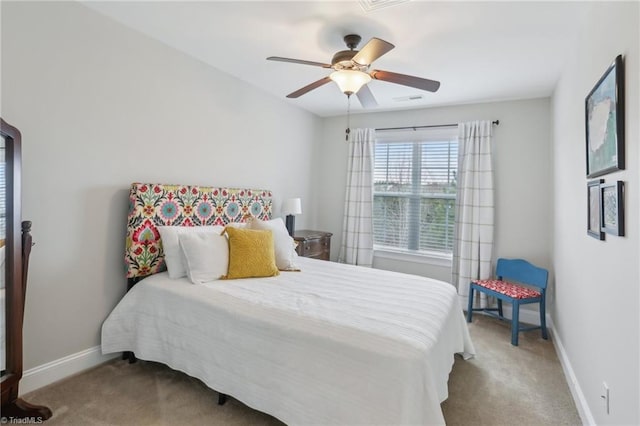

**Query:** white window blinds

left=373, top=127, right=458, bottom=255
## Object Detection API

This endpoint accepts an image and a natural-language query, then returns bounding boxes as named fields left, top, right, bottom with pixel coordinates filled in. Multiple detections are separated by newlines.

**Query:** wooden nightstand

left=293, top=230, right=332, bottom=261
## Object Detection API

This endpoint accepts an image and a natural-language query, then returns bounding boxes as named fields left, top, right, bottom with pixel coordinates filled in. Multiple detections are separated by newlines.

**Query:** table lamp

left=282, top=198, right=302, bottom=237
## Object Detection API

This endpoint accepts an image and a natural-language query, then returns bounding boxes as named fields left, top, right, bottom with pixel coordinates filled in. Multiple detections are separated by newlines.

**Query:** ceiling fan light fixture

left=329, top=70, right=371, bottom=95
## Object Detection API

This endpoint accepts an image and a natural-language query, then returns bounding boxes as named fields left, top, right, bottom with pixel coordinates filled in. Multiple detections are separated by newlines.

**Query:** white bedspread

left=102, top=258, right=474, bottom=425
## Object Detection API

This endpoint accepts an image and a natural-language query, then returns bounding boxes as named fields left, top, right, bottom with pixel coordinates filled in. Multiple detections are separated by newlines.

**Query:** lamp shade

left=282, top=198, right=302, bottom=215
left=329, top=70, right=371, bottom=95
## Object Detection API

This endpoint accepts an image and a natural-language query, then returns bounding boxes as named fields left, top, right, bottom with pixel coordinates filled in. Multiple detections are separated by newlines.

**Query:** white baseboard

left=468, top=306, right=592, bottom=424
left=496, top=310, right=595, bottom=424
left=547, top=316, right=595, bottom=425
left=20, top=346, right=119, bottom=395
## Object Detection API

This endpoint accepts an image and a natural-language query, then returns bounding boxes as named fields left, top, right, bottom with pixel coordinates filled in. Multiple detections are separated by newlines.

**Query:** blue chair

left=466, top=258, right=548, bottom=346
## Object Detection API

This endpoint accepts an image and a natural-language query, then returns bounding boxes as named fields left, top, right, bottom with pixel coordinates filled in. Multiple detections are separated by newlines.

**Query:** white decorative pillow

left=178, top=232, right=229, bottom=284
left=247, top=217, right=299, bottom=271
left=157, top=226, right=224, bottom=278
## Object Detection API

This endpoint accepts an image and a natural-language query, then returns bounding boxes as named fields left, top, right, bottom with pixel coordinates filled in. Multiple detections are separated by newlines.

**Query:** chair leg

left=511, top=301, right=520, bottom=346
left=467, top=286, right=474, bottom=323
left=540, top=297, right=548, bottom=340
left=497, top=299, right=504, bottom=318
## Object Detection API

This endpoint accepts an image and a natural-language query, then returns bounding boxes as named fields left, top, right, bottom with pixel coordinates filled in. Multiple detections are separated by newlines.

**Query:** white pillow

left=178, top=232, right=229, bottom=284
left=157, top=226, right=224, bottom=278
left=247, top=217, right=299, bottom=271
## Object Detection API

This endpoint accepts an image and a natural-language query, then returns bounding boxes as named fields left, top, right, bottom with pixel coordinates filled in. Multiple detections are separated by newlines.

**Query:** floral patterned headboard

left=125, top=183, right=272, bottom=280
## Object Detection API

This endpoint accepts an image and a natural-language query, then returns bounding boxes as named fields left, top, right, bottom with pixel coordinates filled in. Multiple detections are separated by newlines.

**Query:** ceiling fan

left=267, top=34, right=440, bottom=108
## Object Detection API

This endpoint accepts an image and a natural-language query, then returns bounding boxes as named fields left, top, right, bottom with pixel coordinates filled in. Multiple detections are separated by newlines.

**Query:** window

left=373, top=127, right=458, bottom=256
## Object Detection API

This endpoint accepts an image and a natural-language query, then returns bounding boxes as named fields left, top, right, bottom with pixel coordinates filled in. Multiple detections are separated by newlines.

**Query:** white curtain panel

left=338, top=128, right=375, bottom=267
left=452, top=120, right=495, bottom=308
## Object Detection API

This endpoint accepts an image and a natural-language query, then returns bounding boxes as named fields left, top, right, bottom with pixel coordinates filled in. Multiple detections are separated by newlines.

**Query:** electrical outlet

left=601, top=382, right=610, bottom=414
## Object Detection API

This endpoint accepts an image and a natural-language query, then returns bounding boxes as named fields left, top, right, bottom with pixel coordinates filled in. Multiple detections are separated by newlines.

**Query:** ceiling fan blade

left=356, top=85, right=378, bottom=108
left=352, top=38, right=395, bottom=66
left=286, top=77, right=333, bottom=98
left=371, top=69, right=441, bottom=92
left=267, top=56, right=332, bottom=68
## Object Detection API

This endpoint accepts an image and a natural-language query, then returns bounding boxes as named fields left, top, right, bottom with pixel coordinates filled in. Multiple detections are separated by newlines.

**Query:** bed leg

left=218, top=393, right=228, bottom=405
left=123, top=351, right=137, bottom=364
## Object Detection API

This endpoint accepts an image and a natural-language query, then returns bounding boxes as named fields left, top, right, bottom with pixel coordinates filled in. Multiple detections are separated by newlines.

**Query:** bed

left=101, top=183, right=475, bottom=425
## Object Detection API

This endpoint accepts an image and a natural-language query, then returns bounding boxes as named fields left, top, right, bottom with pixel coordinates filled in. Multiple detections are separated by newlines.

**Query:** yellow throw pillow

left=222, top=226, right=280, bottom=279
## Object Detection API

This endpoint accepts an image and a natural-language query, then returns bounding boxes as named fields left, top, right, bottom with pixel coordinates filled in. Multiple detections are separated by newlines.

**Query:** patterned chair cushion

left=472, top=279, right=541, bottom=299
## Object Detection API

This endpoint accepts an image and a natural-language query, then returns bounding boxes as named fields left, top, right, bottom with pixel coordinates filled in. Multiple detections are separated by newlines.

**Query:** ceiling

left=82, top=1, right=589, bottom=117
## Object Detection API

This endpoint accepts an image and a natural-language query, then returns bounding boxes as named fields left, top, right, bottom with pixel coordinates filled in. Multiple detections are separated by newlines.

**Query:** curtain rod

left=375, top=120, right=500, bottom=132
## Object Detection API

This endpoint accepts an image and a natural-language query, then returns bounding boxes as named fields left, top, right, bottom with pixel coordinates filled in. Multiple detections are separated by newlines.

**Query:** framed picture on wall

left=600, top=181, right=624, bottom=236
left=587, top=179, right=604, bottom=240
left=585, top=54, right=624, bottom=178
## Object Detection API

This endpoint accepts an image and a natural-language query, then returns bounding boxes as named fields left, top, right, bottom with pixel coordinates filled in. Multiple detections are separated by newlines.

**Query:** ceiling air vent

left=359, top=0, right=411, bottom=12
left=393, top=95, right=424, bottom=102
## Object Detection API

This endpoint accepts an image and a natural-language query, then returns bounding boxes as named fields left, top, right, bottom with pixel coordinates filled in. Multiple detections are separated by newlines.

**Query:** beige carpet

left=23, top=314, right=580, bottom=425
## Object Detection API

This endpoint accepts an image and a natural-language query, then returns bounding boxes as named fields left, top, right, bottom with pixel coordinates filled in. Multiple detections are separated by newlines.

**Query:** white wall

left=4, top=3, right=638, bottom=423
left=1, top=2, right=321, bottom=370
left=314, top=98, right=553, bottom=292
left=551, top=2, right=639, bottom=424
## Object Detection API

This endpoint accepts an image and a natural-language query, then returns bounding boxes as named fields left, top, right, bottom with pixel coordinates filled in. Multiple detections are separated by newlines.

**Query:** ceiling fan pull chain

left=345, top=95, right=352, bottom=141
